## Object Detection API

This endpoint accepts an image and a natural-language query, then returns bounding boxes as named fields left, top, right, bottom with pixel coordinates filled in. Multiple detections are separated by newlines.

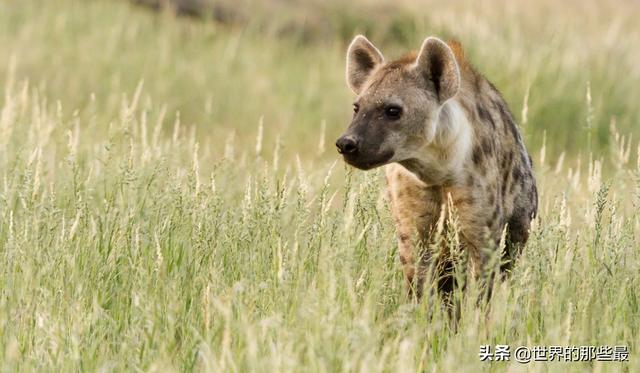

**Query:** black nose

left=336, top=135, right=359, bottom=155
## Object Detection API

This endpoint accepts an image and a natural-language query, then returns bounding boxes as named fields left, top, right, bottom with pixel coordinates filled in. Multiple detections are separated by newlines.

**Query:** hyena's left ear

left=414, top=37, right=460, bottom=103
left=346, top=35, right=385, bottom=94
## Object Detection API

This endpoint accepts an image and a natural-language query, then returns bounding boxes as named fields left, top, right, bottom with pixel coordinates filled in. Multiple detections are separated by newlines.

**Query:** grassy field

left=0, top=0, right=639, bottom=371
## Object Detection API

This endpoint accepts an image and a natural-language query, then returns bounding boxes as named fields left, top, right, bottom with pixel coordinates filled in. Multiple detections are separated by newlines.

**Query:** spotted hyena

left=336, top=35, right=538, bottom=300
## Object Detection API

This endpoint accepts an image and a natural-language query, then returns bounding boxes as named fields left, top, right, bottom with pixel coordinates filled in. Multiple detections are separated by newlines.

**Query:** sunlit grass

left=0, top=0, right=639, bottom=371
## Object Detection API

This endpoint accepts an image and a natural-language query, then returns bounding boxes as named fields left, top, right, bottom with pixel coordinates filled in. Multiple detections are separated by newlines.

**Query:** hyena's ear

left=346, top=35, right=384, bottom=94
left=414, top=37, right=460, bottom=103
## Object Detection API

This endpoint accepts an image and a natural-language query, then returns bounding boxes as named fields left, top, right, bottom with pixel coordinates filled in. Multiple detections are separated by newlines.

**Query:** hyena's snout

left=335, top=134, right=359, bottom=155
left=336, top=132, right=394, bottom=171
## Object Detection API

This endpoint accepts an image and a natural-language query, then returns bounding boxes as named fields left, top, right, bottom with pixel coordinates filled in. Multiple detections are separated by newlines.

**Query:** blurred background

left=1, top=0, right=639, bottom=163
left=1, top=2, right=639, bottom=370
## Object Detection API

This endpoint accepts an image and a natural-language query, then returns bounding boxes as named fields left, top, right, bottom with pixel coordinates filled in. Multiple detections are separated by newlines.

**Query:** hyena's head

left=336, top=35, right=461, bottom=170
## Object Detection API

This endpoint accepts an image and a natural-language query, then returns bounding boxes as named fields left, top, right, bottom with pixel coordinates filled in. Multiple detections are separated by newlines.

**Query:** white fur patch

left=439, top=98, right=473, bottom=176
left=393, top=97, right=473, bottom=186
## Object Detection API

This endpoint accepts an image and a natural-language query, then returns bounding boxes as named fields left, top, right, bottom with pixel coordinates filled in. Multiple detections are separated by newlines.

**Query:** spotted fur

left=337, top=35, right=538, bottom=300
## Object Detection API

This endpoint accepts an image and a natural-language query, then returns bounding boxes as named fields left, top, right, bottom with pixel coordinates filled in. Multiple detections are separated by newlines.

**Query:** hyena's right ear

left=346, top=35, right=384, bottom=95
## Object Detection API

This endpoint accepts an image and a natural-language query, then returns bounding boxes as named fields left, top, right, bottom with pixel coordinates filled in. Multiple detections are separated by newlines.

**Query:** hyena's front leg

left=385, top=165, right=441, bottom=300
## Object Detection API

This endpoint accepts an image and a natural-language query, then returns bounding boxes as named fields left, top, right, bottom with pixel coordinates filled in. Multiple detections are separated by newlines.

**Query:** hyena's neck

left=399, top=98, right=473, bottom=186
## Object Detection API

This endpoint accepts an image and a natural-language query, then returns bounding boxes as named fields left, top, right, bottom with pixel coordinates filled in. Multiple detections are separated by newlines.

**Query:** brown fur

left=338, top=35, right=538, bottom=302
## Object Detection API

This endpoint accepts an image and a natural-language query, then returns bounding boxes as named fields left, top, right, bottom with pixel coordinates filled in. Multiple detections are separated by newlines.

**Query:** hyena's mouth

left=342, top=150, right=394, bottom=170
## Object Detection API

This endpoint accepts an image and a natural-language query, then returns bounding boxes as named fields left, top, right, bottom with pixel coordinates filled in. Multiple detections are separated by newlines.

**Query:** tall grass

left=2, top=0, right=640, bottom=160
left=0, top=0, right=639, bottom=371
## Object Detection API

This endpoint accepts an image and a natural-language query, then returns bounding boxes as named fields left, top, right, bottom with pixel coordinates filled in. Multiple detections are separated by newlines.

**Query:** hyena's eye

left=384, top=105, right=403, bottom=120
left=353, top=103, right=360, bottom=114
